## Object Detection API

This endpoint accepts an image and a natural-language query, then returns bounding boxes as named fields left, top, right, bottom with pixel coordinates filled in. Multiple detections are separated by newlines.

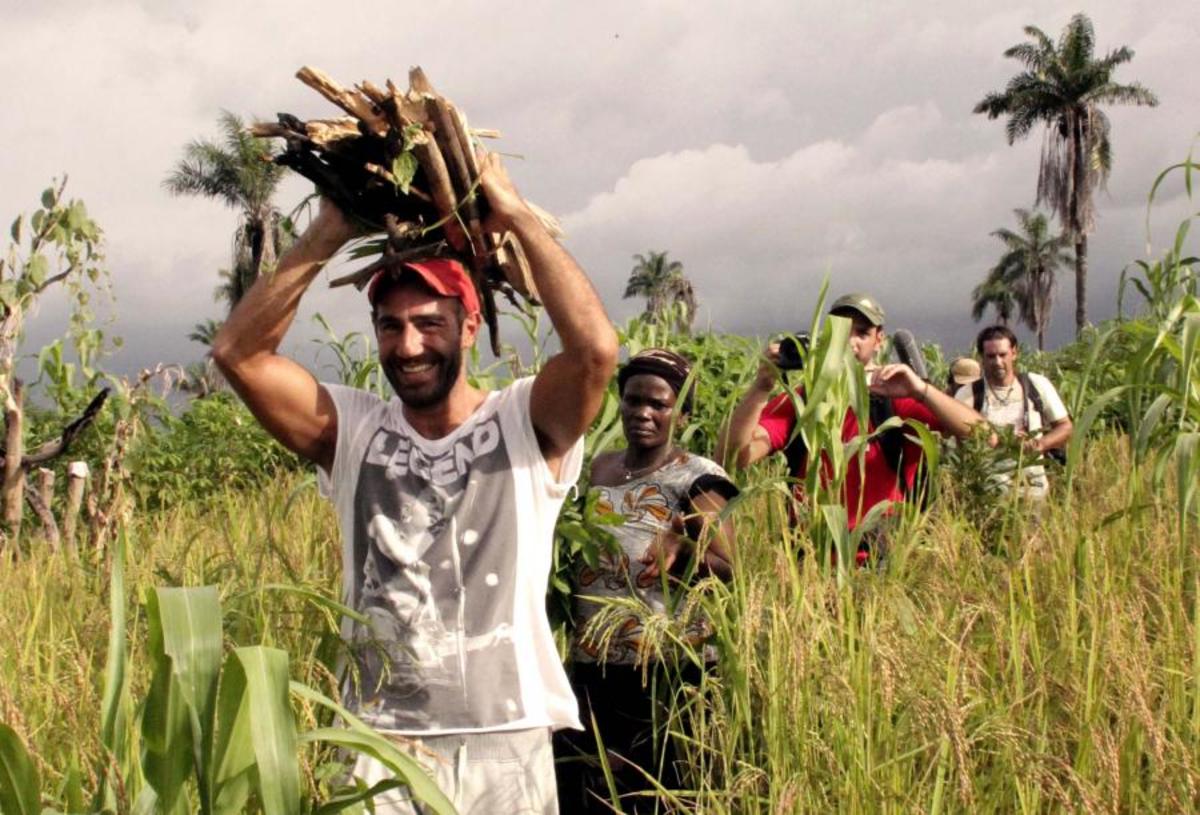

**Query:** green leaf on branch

left=26, top=253, right=48, bottom=288
left=41, top=186, right=56, bottom=209
left=9, top=216, right=21, bottom=244
left=391, top=152, right=418, bottom=195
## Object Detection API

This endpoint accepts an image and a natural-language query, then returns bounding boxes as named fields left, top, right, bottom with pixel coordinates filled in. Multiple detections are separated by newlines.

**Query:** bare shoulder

left=588, top=451, right=624, bottom=487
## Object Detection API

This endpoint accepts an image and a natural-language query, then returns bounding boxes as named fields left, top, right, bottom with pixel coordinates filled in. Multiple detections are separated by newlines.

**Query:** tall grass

left=2, top=155, right=1198, bottom=812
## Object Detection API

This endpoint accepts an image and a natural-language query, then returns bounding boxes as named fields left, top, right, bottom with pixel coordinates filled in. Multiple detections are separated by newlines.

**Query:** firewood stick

left=448, top=105, right=499, bottom=257
left=296, top=66, right=388, bottom=135
left=363, top=163, right=434, bottom=204
left=499, top=233, right=540, bottom=303
left=426, top=98, right=490, bottom=272
left=407, top=134, right=468, bottom=250
left=408, top=67, right=436, bottom=95
left=305, top=118, right=362, bottom=146
left=249, top=122, right=291, bottom=138
left=358, top=79, right=388, bottom=105
left=375, top=88, right=467, bottom=251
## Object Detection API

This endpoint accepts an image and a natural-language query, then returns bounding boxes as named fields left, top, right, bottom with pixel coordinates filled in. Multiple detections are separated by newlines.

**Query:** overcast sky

left=2, top=1, right=1196, bottom=379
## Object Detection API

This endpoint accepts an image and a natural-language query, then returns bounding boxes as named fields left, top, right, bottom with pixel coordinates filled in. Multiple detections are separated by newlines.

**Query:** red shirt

left=758, top=391, right=942, bottom=529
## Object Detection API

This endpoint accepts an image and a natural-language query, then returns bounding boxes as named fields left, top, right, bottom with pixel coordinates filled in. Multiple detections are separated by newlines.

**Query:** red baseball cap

left=366, top=258, right=481, bottom=316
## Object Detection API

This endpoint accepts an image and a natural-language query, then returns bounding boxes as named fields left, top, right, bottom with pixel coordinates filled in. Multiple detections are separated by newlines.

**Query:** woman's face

left=620, top=373, right=680, bottom=452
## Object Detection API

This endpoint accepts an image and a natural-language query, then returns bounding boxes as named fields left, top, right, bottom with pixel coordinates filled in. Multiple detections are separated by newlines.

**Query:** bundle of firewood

left=252, top=66, right=559, bottom=354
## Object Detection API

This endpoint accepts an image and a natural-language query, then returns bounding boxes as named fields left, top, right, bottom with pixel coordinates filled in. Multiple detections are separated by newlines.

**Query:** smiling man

left=956, top=325, right=1073, bottom=499
left=211, top=152, right=618, bottom=814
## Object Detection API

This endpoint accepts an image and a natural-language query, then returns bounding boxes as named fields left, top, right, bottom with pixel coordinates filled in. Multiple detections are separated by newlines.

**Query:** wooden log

left=426, top=98, right=489, bottom=265
left=424, top=97, right=499, bottom=352
left=305, top=118, right=362, bottom=146
left=373, top=88, right=466, bottom=251
left=408, top=66, right=436, bottom=95
left=34, top=468, right=58, bottom=550
left=63, top=460, right=87, bottom=551
left=358, top=79, right=388, bottom=105
left=249, top=122, right=292, bottom=138
left=296, top=66, right=388, bottom=136
left=388, top=80, right=432, bottom=127
left=497, top=232, right=540, bottom=303
left=3, top=378, right=24, bottom=528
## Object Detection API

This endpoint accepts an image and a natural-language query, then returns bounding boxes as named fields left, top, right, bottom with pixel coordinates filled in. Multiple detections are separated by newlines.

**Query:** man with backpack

left=718, top=293, right=983, bottom=563
left=955, top=325, right=1073, bottom=499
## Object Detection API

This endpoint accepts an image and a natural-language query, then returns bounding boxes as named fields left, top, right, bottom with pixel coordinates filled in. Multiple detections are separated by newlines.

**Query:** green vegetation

left=1, top=151, right=1197, bottom=812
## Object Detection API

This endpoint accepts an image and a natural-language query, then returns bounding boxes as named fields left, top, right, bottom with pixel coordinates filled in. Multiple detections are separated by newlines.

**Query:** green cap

left=829, top=292, right=885, bottom=327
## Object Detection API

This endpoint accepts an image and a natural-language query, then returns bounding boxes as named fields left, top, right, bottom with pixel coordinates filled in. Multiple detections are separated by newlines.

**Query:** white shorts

left=352, top=727, right=558, bottom=815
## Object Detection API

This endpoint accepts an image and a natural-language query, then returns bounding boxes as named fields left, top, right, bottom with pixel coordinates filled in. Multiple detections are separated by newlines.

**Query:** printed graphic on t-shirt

left=347, top=415, right=525, bottom=731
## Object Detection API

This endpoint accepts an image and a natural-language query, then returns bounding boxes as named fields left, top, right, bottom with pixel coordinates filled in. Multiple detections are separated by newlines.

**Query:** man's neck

left=402, top=380, right=488, bottom=439
left=987, top=372, right=1018, bottom=388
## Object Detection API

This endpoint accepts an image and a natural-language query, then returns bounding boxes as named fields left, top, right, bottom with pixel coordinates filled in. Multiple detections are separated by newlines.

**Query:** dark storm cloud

left=0, top=1, right=1194, bottom=376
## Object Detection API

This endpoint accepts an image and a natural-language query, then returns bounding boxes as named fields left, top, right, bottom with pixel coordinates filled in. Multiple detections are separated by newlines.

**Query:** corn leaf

left=142, top=586, right=223, bottom=813
left=210, top=652, right=255, bottom=814
left=290, top=683, right=455, bottom=815
left=96, top=530, right=131, bottom=812
left=230, top=647, right=300, bottom=815
left=0, top=723, right=40, bottom=815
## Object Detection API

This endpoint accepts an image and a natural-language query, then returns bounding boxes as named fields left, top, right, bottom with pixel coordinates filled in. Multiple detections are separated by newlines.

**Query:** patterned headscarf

left=617, top=348, right=694, bottom=414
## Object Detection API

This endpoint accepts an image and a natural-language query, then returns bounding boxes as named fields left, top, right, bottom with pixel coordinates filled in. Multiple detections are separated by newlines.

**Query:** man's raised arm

left=211, top=200, right=359, bottom=472
left=477, top=153, right=619, bottom=477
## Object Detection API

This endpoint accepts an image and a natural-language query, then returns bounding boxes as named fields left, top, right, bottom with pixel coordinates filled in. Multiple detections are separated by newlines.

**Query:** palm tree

left=164, top=111, right=290, bottom=311
left=970, top=270, right=1020, bottom=328
left=623, top=250, right=697, bottom=333
left=974, top=13, right=1157, bottom=337
left=188, top=317, right=223, bottom=348
left=974, top=209, right=1073, bottom=351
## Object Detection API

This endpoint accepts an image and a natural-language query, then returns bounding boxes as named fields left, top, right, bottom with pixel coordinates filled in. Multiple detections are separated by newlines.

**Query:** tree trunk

left=1071, top=114, right=1089, bottom=338
left=1075, top=234, right=1088, bottom=338
left=3, top=378, right=24, bottom=529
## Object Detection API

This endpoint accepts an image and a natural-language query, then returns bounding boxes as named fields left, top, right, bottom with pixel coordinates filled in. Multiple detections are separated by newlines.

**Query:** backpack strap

left=972, top=378, right=985, bottom=412
left=1019, top=371, right=1044, bottom=425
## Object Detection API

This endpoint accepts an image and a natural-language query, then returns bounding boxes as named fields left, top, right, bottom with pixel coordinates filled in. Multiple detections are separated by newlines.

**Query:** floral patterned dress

left=571, top=453, right=733, bottom=666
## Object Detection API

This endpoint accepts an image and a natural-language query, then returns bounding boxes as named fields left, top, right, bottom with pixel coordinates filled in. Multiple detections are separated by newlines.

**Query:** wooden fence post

left=64, top=461, right=89, bottom=552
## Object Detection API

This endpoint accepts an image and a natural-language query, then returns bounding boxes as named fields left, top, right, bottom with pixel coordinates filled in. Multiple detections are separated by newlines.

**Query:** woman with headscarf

left=556, top=348, right=738, bottom=813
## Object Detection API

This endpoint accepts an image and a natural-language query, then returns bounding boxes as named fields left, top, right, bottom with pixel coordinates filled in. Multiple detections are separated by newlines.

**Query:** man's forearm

left=920, top=384, right=985, bottom=439
left=717, top=386, right=772, bottom=469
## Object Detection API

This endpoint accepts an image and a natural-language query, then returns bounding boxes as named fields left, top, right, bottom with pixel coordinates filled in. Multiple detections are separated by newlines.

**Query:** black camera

left=776, top=331, right=811, bottom=371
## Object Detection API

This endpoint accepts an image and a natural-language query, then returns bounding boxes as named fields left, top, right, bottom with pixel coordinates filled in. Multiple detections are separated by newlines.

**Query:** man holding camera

left=718, top=293, right=982, bottom=560
left=955, top=325, right=1072, bottom=499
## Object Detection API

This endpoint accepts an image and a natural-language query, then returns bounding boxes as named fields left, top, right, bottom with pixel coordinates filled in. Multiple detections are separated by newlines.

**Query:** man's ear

left=461, top=310, right=482, bottom=349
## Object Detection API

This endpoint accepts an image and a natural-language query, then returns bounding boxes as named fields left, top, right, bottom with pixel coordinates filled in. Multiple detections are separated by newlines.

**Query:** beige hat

left=949, top=357, right=982, bottom=386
